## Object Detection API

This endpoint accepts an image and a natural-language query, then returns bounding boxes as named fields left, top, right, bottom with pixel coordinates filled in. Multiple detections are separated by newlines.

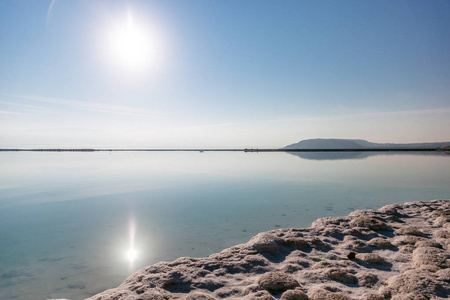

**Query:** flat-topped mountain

left=283, top=138, right=450, bottom=150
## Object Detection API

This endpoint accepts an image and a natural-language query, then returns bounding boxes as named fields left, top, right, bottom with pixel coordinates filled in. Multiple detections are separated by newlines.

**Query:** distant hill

left=283, top=139, right=450, bottom=150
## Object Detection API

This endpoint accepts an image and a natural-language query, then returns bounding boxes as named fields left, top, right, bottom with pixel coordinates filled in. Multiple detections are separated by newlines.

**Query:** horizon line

left=0, top=148, right=447, bottom=153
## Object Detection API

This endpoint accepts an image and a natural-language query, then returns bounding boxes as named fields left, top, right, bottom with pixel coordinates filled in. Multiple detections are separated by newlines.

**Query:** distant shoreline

left=0, top=148, right=446, bottom=152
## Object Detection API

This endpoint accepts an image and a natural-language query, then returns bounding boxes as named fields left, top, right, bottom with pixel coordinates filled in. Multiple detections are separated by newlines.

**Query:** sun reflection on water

left=126, top=216, right=138, bottom=269
left=126, top=248, right=138, bottom=263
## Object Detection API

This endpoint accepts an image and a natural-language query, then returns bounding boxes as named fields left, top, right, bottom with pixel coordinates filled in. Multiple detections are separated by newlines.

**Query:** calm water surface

left=0, top=151, right=449, bottom=299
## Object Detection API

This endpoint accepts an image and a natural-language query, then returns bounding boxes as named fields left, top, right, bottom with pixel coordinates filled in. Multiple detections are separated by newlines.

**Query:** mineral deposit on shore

left=87, top=199, right=450, bottom=299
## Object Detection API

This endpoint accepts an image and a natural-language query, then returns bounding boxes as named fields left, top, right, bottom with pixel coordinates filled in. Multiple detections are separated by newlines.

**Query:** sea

left=0, top=151, right=449, bottom=299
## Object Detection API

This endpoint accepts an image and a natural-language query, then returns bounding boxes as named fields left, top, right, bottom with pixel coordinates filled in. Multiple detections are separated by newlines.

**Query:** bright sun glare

left=126, top=248, right=138, bottom=263
left=126, top=217, right=137, bottom=266
left=106, top=10, right=160, bottom=71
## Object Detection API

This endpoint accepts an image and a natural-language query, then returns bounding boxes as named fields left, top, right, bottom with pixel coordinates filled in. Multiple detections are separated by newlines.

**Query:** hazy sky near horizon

left=1, top=0, right=450, bottom=148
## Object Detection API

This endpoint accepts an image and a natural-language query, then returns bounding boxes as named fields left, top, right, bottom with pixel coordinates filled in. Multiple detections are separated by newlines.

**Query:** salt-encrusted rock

left=412, top=246, right=450, bottom=269
left=243, top=284, right=261, bottom=295
left=390, top=294, right=428, bottom=300
left=343, top=239, right=370, bottom=252
left=415, top=240, right=442, bottom=248
left=308, top=237, right=332, bottom=251
left=398, top=245, right=415, bottom=254
left=257, top=272, right=300, bottom=293
left=360, top=293, right=385, bottom=300
left=390, top=252, right=410, bottom=263
left=356, top=272, right=378, bottom=287
left=281, top=255, right=311, bottom=273
left=244, top=290, right=276, bottom=300
left=379, top=205, right=400, bottom=216
left=321, top=226, right=346, bottom=239
left=367, top=237, right=394, bottom=248
left=311, top=216, right=348, bottom=229
left=434, top=210, right=450, bottom=226
left=434, top=229, right=450, bottom=239
left=185, top=292, right=216, bottom=299
left=376, top=287, right=392, bottom=299
left=394, top=226, right=424, bottom=236
left=324, top=268, right=358, bottom=284
left=87, top=199, right=450, bottom=300
left=392, top=235, right=426, bottom=246
left=280, top=289, right=308, bottom=300
left=356, top=253, right=387, bottom=265
left=348, top=209, right=377, bottom=217
left=436, top=268, right=450, bottom=282
left=434, top=216, right=450, bottom=227
left=341, top=228, right=379, bottom=239
left=308, top=286, right=350, bottom=300
left=90, top=289, right=166, bottom=300
left=249, top=232, right=283, bottom=254
left=281, top=237, right=310, bottom=250
left=349, top=217, right=389, bottom=231
left=387, top=269, right=449, bottom=298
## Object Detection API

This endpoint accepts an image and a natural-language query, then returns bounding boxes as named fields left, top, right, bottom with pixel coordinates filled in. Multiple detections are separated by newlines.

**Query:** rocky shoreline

left=88, top=199, right=450, bottom=299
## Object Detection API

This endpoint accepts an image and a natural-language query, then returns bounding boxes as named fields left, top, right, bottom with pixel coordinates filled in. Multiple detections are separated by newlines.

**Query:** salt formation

left=88, top=200, right=450, bottom=299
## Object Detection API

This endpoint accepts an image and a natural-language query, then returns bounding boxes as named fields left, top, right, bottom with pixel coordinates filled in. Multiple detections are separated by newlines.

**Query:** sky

left=1, top=0, right=450, bottom=148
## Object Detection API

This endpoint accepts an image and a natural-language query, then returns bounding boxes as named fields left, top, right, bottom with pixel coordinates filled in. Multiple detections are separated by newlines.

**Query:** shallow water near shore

left=0, top=151, right=449, bottom=300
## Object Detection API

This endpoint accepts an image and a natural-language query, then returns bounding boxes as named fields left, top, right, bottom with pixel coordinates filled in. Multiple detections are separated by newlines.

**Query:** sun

left=106, top=10, right=160, bottom=71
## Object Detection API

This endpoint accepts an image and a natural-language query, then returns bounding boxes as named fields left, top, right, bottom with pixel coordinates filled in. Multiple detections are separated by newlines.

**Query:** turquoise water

left=0, top=151, right=449, bottom=299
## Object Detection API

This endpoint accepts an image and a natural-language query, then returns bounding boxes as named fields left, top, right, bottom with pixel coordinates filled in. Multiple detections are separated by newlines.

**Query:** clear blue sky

left=1, top=0, right=449, bottom=148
